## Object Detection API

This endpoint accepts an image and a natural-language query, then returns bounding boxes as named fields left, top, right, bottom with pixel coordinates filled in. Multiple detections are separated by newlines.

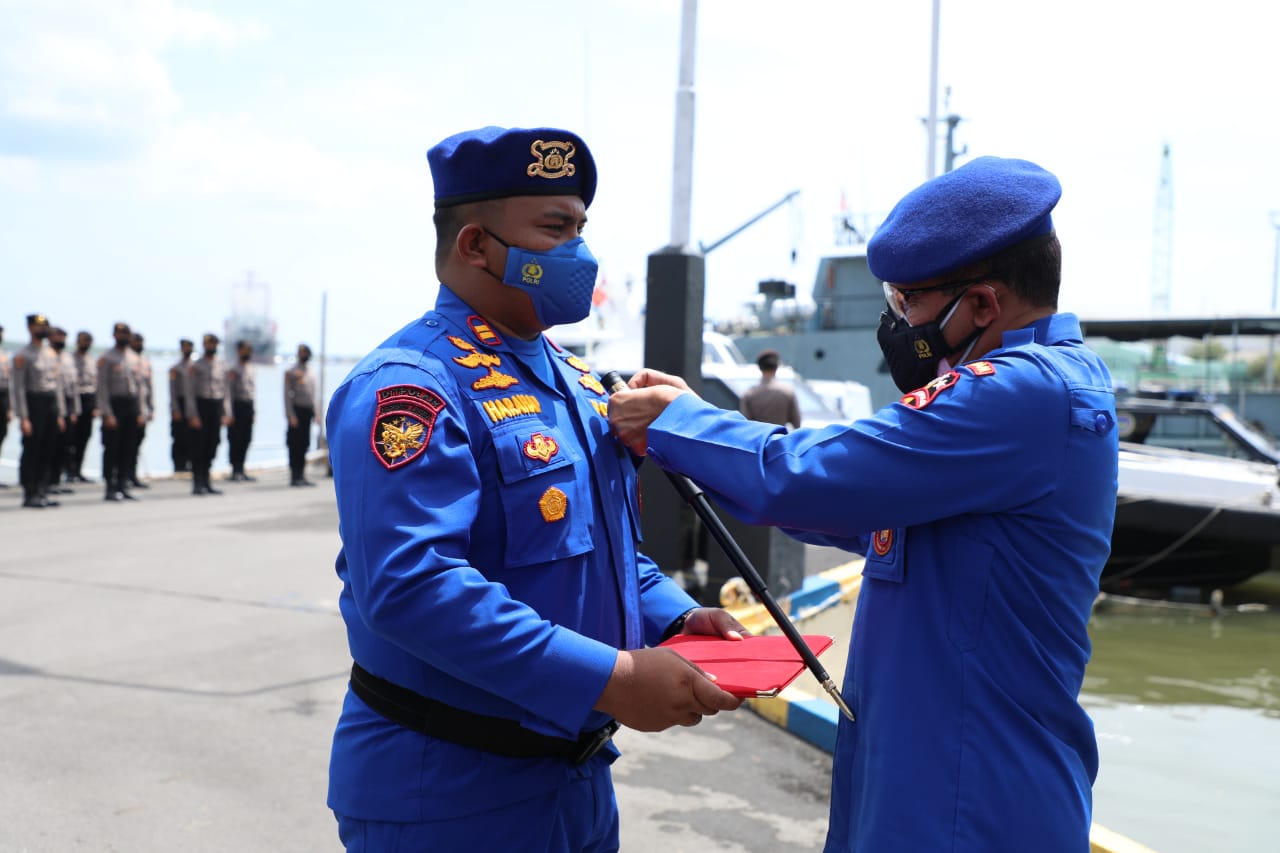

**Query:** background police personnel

left=97, top=322, right=147, bottom=502
left=186, top=333, right=230, bottom=495
left=283, top=343, right=316, bottom=487
left=739, top=348, right=801, bottom=428
left=126, top=332, right=154, bottom=489
left=12, top=314, right=67, bottom=508
left=67, top=330, right=98, bottom=484
left=226, top=339, right=257, bottom=482
left=169, top=338, right=195, bottom=473
left=325, top=126, right=744, bottom=853
left=609, top=158, right=1119, bottom=853
left=0, top=324, right=10, bottom=487
left=47, top=326, right=81, bottom=494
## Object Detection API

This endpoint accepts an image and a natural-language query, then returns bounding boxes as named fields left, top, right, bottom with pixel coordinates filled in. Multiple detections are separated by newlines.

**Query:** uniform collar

left=999, top=312, right=1082, bottom=349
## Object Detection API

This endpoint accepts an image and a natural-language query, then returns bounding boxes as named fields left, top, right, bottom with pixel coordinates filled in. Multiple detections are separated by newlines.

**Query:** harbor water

left=800, top=570, right=1280, bottom=853
left=0, top=355, right=353, bottom=487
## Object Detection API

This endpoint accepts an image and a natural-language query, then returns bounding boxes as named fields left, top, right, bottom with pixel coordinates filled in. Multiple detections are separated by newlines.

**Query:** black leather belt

left=349, top=663, right=619, bottom=765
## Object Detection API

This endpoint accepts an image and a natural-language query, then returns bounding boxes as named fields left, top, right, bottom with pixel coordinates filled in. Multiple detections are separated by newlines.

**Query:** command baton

left=601, top=371, right=854, bottom=722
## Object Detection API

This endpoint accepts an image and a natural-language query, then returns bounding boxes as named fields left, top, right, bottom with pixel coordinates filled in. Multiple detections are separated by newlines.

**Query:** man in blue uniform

left=326, top=126, right=746, bottom=853
left=609, top=157, right=1119, bottom=853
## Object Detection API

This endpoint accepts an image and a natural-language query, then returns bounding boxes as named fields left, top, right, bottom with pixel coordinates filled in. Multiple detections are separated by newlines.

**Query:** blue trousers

left=335, top=767, right=619, bottom=853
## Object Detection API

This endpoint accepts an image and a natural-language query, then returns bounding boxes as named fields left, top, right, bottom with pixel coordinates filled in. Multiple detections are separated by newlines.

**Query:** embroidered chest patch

left=522, top=431, right=560, bottom=463
left=871, top=529, right=894, bottom=556
left=371, top=385, right=446, bottom=470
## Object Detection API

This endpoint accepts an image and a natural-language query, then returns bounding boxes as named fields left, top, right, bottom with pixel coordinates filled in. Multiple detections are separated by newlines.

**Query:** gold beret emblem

left=538, top=486, right=568, bottom=522
left=527, top=140, right=577, bottom=180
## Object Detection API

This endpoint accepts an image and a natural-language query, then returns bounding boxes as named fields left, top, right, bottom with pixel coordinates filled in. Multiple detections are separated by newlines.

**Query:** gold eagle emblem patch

left=371, top=384, right=446, bottom=470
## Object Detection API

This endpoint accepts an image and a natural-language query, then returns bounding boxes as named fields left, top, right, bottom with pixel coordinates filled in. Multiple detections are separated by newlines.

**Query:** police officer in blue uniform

left=609, top=157, right=1119, bottom=853
left=326, top=126, right=746, bottom=853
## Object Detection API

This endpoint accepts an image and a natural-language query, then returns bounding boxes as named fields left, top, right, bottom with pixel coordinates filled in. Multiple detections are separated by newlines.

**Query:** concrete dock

left=0, top=469, right=832, bottom=852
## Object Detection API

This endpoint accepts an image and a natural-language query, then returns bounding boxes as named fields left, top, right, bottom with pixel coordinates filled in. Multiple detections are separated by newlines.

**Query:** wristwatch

left=661, top=607, right=699, bottom=642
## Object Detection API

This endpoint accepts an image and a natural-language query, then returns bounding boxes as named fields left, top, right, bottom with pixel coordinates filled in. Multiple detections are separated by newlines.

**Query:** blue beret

left=427, top=126, right=596, bottom=209
left=867, top=156, right=1061, bottom=283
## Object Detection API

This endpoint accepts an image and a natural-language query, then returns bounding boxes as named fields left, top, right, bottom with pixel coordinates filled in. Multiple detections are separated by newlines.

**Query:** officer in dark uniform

left=97, top=322, right=147, bottom=502
left=226, top=339, right=257, bottom=481
left=0, top=324, right=9, bottom=488
left=283, top=343, right=316, bottom=486
left=12, top=314, right=66, bottom=508
left=169, top=338, right=195, bottom=473
left=608, top=157, right=1119, bottom=853
left=68, top=330, right=98, bottom=483
left=47, top=326, right=81, bottom=493
left=325, top=126, right=746, bottom=852
left=186, top=333, right=229, bottom=495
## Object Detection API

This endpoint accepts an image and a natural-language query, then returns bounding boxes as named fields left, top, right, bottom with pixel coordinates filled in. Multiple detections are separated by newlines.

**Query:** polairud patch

left=899, top=370, right=961, bottom=410
left=371, top=385, right=446, bottom=470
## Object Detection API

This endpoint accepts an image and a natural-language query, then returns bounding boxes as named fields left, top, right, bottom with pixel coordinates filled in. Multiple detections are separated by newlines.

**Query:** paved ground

left=0, top=468, right=833, bottom=852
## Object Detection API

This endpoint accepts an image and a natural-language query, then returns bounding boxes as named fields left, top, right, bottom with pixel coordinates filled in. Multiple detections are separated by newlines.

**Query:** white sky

left=2, top=0, right=1279, bottom=357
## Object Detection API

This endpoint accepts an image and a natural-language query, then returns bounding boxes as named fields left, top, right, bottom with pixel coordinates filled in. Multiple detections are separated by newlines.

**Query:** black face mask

left=50, top=339, right=65, bottom=352
left=876, top=292, right=984, bottom=393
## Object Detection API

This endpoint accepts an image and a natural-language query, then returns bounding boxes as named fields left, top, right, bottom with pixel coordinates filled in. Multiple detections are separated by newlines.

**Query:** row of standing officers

left=0, top=314, right=318, bottom=506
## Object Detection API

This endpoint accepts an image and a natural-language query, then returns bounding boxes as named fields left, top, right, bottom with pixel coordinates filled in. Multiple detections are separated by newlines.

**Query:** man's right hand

left=594, top=647, right=742, bottom=732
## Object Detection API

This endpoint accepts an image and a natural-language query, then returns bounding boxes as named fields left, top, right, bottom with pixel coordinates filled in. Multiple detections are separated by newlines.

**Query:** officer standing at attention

left=0, top=324, right=10, bottom=488
left=325, top=126, right=745, bottom=852
left=12, top=314, right=67, bottom=508
left=98, top=322, right=147, bottom=502
left=126, top=331, right=154, bottom=489
left=67, top=330, right=99, bottom=483
left=739, top=348, right=801, bottom=428
left=608, top=157, right=1119, bottom=853
left=169, top=338, right=195, bottom=473
left=226, top=339, right=257, bottom=481
left=186, top=333, right=230, bottom=495
left=283, top=343, right=317, bottom=487
left=47, top=326, right=81, bottom=494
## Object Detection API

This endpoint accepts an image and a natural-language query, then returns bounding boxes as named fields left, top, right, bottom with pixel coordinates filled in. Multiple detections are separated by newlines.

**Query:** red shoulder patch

left=370, top=385, right=446, bottom=470
left=965, top=360, right=996, bottom=376
left=899, top=370, right=960, bottom=410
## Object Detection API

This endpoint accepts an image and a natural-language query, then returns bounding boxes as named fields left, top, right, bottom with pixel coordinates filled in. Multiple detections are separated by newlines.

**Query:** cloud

left=0, top=0, right=263, bottom=160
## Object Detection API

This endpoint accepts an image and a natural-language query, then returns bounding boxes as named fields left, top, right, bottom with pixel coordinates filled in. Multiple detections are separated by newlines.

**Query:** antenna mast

left=1151, top=143, right=1173, bottom=315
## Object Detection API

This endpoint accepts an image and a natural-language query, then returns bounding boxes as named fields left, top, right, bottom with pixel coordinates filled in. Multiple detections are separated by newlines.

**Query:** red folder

left=658, top=634, right=836, bottom=698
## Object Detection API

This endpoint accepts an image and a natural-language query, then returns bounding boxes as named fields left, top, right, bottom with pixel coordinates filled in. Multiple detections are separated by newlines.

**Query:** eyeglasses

left=882, top=274, right=994, bottom=321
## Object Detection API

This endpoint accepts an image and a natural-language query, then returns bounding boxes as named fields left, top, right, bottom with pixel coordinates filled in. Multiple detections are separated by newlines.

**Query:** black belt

left=349, top=663, right=619, bottom=765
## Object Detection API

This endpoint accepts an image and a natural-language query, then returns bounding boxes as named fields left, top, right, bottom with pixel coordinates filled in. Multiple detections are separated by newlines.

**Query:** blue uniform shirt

left=327, top=286, right=697, bottom=822
left=645, top=314, right=1117, bottom=853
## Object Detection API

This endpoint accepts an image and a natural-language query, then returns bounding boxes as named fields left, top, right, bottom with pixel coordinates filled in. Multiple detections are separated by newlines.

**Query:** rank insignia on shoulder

left=468, top=315, right=502, bottom=347
left=899, top=370, right=960, bottom=410
left=565, top=355, right=591, bottom=373
left=523, top=431, right=560, bottom=463
left=371, top=384, right=446, bottom=470
left=965, top=360, right=996, bottom=376
left=538, top=486, right=568, bottom=522
left=578, top=374, right=605, bottom=395
left=871, top=528, right=894, bottom=556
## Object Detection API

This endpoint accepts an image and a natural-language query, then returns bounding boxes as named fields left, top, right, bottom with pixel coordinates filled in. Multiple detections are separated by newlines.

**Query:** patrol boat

left=224, top=273, right=279, bottom=363
left=726, top=246, right=1280, bottom=592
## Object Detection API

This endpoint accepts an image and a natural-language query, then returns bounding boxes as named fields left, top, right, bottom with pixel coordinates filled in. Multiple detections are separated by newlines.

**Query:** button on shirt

left=643, top=314, right=1118, bottom=853
left=326, top=286, right=697, bottom=822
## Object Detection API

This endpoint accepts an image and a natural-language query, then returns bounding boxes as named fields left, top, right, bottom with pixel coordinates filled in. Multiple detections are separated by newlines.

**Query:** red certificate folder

left=658, top=634, right=836, bottom=698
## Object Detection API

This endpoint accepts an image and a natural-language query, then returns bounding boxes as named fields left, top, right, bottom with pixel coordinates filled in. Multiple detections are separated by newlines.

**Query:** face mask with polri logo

left=483, top=229, right=599, bottom=327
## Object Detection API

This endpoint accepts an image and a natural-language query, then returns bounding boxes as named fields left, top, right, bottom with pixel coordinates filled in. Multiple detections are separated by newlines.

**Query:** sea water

left=796, top=571, right=1280, bottom=853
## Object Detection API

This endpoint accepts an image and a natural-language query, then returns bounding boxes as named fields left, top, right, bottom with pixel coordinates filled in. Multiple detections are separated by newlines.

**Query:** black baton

left=601, top=371, right=854, bottom=721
